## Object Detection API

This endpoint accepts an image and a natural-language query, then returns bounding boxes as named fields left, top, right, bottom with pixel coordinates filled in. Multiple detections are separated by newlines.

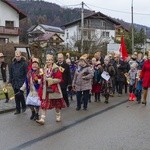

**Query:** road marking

left=10, top=99, right=128, bottom=150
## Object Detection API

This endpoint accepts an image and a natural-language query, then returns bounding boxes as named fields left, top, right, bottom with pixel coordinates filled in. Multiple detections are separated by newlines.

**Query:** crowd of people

left=0, top=49, right=150, bottom=125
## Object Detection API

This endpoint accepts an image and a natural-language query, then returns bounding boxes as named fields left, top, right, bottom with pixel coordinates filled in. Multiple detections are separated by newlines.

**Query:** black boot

left=4, top=93, right=9, bottom=103
left=34, top=113, right=39, bottom=121
left=30, top=111, right=35, bottom=120
left=104, top=98, right=109, bottom=104
left=97, top=93, right=101, bottom=102
left=94, top=93, right=97, bottom=102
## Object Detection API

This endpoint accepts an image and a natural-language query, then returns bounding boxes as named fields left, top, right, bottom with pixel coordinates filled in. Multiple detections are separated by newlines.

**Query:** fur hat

left=32, top=58, right=39, bottom=64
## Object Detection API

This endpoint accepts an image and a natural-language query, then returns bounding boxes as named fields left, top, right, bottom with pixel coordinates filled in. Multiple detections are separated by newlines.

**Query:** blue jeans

left=76, top=90, right=90, bottom=109
left=135, top=90, right=142, bottom=102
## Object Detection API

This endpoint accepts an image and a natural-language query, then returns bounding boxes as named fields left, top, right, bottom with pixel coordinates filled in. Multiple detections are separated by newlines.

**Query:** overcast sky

left=45, top=0, right=150, bottom=27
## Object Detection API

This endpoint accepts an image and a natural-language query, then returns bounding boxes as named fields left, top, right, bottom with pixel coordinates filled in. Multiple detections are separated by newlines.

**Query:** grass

left=0, top=86, right=14, bottom=100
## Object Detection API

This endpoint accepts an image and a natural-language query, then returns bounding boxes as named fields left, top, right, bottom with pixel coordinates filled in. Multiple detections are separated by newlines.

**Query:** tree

left=124, top=28, right=146, bottom=54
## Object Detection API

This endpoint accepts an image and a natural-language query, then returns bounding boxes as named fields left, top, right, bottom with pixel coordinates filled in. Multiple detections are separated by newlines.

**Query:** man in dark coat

left=57, top=53, right=72, bottom=107
left=114, top=54, right=126, bottom=96
left=0, top=53, right=9, bottom=103
left=9, top=50, right=28, bottom=114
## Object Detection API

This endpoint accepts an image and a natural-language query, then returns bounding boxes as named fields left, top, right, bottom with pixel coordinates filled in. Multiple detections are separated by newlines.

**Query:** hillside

left=8, top=0, right=150, bottom=42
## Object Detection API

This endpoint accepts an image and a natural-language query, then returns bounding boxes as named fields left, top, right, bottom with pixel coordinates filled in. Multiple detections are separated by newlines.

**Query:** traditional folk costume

left=20, top=58, right=42, bottom=120
left=36, top=59, right=65, bottom=125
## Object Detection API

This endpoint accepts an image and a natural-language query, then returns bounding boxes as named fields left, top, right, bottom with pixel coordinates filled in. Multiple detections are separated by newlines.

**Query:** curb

left=0, top=107, right=16, bottom=114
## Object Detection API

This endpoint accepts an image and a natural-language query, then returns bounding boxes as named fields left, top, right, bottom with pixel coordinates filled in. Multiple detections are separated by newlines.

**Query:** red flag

left=119, top=36, right=128, bottom=61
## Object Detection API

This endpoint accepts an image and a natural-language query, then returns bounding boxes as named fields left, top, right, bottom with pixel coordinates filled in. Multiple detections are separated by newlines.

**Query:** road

left=0, top=95, right=150, bottom=150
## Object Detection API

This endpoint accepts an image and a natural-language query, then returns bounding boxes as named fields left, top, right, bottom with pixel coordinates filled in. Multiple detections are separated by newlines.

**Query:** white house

left=63, top=12, right=120, bottom=50
left=0, top=1, right=26, bottom=44
left=28, top=24, right=64, bottom=44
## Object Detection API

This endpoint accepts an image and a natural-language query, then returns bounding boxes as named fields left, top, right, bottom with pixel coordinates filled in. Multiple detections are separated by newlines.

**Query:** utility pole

left=131, top=0, right=134, bottom=54
left=81, top=1, right=84, bottom=53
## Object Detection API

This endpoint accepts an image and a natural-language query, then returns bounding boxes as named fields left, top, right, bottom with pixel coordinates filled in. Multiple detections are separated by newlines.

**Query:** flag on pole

left=119, top=35, right=128, bottom=61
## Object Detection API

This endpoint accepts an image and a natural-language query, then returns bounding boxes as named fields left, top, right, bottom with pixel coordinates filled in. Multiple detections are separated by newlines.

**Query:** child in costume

left=20, top=58, right=43, bottom=120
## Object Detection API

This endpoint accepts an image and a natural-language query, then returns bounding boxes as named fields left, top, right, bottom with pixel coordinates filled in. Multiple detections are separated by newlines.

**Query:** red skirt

left=41, top=97, right=66, bottom=110
left=92, top=83, right=101, bottom=93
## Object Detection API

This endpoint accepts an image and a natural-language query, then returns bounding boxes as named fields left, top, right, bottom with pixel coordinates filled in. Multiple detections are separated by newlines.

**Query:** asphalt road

left=1, top=95, right=150, bottom=150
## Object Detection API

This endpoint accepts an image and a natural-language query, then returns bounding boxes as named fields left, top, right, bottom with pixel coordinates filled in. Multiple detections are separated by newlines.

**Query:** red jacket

left=140, top=60, right=150, bottom=88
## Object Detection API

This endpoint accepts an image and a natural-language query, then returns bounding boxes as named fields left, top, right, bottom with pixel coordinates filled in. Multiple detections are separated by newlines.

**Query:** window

left=83, top=31, right=87, bottom=36
left=66, top=32, right=69, bottom=39
left=5, top=21, right=14, bottom=28
left=101, top=21, right=106, bottom=27
left=0, top=38, right=8, bottom=44
left=102, top=31, right=109, bottom=37
left=106, top=32, right=109, bottom=37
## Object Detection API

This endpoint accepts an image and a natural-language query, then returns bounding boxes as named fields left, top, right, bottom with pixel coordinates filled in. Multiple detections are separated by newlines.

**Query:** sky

left=45, top=0, right=150, bottom=27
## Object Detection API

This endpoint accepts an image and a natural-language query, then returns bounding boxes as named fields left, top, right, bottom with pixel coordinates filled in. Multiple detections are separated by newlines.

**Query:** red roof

left=2, top=0, right=27, bottom=20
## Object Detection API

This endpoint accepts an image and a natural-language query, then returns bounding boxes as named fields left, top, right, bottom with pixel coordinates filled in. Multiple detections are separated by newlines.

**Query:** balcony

left=0, top=26, right=19, bottom=35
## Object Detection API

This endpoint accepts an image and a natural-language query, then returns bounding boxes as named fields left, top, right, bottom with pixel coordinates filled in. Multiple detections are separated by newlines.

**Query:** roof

left=29, top=29, right=44, bottom=35
left=35, top=32, right=64, bottom=42
left=63, top=12, right=120, bottom=27
left=27, top=25, right=36, bottom=32
left=2, top=0, right=27, bottom=20
left=39, top=24, right=64, bottom=33
left=115, top=25, right=130, bottom=32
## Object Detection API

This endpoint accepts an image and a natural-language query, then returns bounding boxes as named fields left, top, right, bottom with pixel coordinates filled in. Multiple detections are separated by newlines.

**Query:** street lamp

left=131, top=0, right=134, bottom=54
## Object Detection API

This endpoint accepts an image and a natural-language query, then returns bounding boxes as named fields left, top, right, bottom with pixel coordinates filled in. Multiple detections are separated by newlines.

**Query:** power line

left=85, top=3, right=150, bottom=16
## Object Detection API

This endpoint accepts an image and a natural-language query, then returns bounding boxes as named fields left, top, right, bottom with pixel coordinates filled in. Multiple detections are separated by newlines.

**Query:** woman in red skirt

left=92, top=58, right=103, bottom=102
left=36, top=54, right=65, bottom=125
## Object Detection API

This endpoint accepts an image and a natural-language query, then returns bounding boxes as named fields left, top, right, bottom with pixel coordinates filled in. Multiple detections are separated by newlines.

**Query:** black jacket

left=57, top=61, right=72, bottom=89
left=9, top=57, right=28, bottom=89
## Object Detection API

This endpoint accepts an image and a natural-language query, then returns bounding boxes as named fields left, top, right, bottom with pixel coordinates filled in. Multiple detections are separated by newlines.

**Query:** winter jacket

left=140, top=60, right=150, bottom=88
left=9, top=57, right=28, bottom=89
left=72, top=65, right=94, bottom=91
left=57, top=61, right=72, bottom=89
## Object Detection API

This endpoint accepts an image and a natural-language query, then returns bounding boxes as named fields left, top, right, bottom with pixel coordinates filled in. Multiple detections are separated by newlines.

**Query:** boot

left=34, top=113, right=39, bottom=121
left=30, top=110, right=35, bottom=120
left=129, top=93, right=132, bottom=101
left=104, top=98, right=109, bottom=104
left=4, top=93, right=9, bottom=103
left=56, top=111, right=61, bottom=122
left=97, top=93, right=101, bottom=102
left=94, top=94, right=97, bottom=102
left=36, top=115, right=45, bottom=125
left=132, top=93, right=136, bottom=101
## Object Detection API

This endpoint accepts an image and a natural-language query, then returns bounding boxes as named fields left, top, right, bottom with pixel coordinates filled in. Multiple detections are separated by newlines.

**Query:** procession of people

left=0, top=49, right=150, bottom=125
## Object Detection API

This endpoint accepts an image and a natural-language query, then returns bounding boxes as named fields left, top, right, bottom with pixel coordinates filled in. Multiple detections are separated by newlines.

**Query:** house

left=0, top=0, right=26, bottom=44
left=28, top=24, right=64, bottom=44
left=115, top=25, right=130, bottom=42
left=34, top=32, right=64, bottom=50
left=63, top=12, right=120, bottom=51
